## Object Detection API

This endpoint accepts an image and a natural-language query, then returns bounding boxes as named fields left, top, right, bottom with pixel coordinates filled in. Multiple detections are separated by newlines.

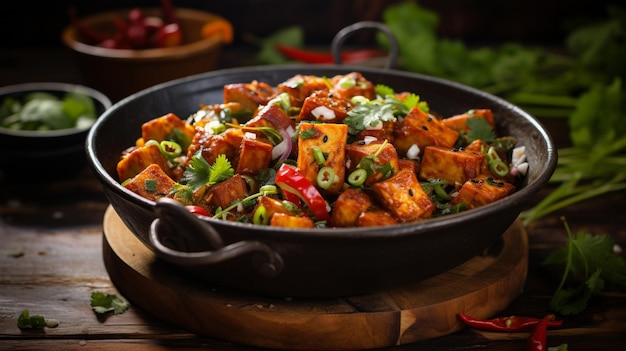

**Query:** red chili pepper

left=527, top=314, right=553, bottom=351
left=457, top=313, right=563, bottom=332
left=275, top=44, right=384, bottom=64
left=185, top=205, right=209, bottom=217
left=275, top=164, right=329, bottom=221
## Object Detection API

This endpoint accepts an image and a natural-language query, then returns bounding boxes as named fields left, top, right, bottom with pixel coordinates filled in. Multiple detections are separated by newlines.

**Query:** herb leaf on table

left=544, top=219, right=626, bottom=315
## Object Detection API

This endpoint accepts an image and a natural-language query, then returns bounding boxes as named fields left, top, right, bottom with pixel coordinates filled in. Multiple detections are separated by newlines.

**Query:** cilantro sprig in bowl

left=0, top=82, right=111, bottom=180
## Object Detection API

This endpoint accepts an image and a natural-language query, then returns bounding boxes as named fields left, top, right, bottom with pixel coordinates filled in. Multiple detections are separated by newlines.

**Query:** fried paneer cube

left=122, top=163, right=176, bottom=202
left=419, top=146, right=486, bottom=188
left=298, top=90, right=353, bottom=123
left=246, top=102, right=294, bottom=132
left=277, top=74, right=330, bottom=107
left=345, top=141, right=399, bottom=186
left=270, top=212, right=315, bottom=228
left=357, top=209, right=398, bottom=227
left=223, top=81, right=276, bottom=112
left=141, top=113, right=196, bottom=151
left=329, top=72, right=376, bottom=100
left=393, top=106, right=459, bottom=157
left=297, top=122, right=348, bottom=194
left=330, top=188, right=373, bottom=227
left=442, top=109, right=495, bottom=133
left=117, top=144, right=172, bottom=182
left=236, top=137, right=273, bottom=176
left=450, top=174, right=516, bottom=209
left=204, top=174, right=248, bottom=210
left=371, top=169, right=435, bottom=222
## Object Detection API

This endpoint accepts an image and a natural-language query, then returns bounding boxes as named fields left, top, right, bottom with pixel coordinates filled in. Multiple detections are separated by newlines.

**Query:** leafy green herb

left=0, top=91, right=97, bottom=131
left=17, top=309, right=48, bottom=329
left=180, top=152, right=235, bottom=191
left=544, top=218, right=626, bottom=315
left=521, top=78, right=626, bottom=224
left=465, top=117, right=496, bottom=144
left=344, top=102, right=396, bottom=135
left=90, top=291, right=130, bottom=315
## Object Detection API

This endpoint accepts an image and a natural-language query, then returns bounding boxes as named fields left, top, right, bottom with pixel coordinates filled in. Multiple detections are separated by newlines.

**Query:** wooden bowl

left=62, top=7, right=229, bottom=102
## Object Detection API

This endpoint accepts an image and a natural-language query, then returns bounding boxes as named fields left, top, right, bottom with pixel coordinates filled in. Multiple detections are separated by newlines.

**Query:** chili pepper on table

left=274, top=163, right=330, bottom=221
left=457, top=313, right=563, bottom=332
left=527, top=314, right=553, bottom=351
left=275, top=44, right=384, bottom=64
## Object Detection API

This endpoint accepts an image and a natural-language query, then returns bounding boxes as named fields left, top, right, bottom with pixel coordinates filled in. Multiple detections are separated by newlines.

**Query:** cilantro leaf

left=17, top=309, right=48, bottom=329
left=465, top=116, right=496, bottom=144
left=90, top=291, right=129, bottom=315
left=544, top=218, right=626, bottom=315
left=207, top=154, right=235, bottom=185
left=180, top=151, right=234, bottom=191
left=344, top=102, right=396, bottom=135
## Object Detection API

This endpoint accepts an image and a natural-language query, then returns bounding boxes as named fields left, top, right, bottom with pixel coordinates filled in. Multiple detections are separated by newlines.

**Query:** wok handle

left=148, top=198, right=284, bottom=277
left=331, top=21, right=399, bottom=69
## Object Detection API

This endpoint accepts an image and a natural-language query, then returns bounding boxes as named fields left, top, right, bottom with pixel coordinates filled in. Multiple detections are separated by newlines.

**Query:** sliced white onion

left=311, top=106, right=336, bottom=121
left=244, top=132, right=257, bottom=139
left=272, top=139, right=288, bottom=159
left=406, top=144, right=420, bottom=160
left=273, top=128, right=293, bottom=162
left=363, top=136, right=377, bottom=144
left=512, top=146, right=526, bottom=166
left=516, top=162, right=529, bottom=176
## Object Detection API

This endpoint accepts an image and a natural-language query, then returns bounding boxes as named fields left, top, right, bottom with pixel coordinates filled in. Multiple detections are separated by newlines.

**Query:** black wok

left=86, top=64, right=556, bottom=298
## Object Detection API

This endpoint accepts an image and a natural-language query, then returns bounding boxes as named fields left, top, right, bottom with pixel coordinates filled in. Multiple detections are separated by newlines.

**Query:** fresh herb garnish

left=544, top=218, right=626, bottom=315
left=90, top=291, right=129, bottom=315
left=17, top=309, right=48, bottom=329
left=180, top=152, right=234, bottom=192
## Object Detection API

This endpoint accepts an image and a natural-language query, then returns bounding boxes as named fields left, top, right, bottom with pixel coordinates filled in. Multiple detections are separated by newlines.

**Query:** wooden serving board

left=102, top=206, right=528, bottom=351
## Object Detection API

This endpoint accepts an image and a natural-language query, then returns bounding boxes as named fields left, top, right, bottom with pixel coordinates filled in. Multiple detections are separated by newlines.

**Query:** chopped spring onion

left=253, top=205, right=269, bottom=225
left=348, top=168, right=367, bottom=186
left=316, top=167, right=335, bottom=189
left=312, top=146, right=326, bottom=164
left=486, top=146, right=510, bottom=177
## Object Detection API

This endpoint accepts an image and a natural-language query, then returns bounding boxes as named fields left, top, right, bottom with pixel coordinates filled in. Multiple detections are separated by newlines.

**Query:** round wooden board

left=102, top=206, right=528, bottom=351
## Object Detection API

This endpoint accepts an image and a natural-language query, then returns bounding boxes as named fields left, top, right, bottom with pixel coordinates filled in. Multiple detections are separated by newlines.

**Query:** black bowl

left=0, top=82, right=111, bottom=181
left=87, top=65, right=556, bottom=298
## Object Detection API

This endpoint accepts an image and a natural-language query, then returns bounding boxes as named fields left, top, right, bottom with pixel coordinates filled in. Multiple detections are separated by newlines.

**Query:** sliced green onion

left=350, top=95, right=370, bottom=105
left=144, top=179, right=157, bottom=192
left=433, top=182, right=451, bottom=200
left=259, top=185, right=278, bottom=195
left=160, top=140, right=182, bottom=159
left=312, top=146, right=326, bottom=164
left=347, top=168, right=367, bottom=186
left=338, top=76, right=356, bottom=89
left=316, top=167, right=335, bottom=189
left=253, top=205, right=269, bottom=225
left=490, top=160, right=510, bottom=177
left=281, top=200, right=301, bottom=213
left=485, top=146, right=510, bottom=177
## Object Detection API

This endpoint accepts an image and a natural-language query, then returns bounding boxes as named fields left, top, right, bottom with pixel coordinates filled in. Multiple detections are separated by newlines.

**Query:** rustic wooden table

left=1, top=47, right=625, bottom=351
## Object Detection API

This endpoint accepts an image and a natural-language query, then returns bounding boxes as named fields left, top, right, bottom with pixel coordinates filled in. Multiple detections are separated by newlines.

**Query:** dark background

left=1, top=0, right=619, bottom=49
